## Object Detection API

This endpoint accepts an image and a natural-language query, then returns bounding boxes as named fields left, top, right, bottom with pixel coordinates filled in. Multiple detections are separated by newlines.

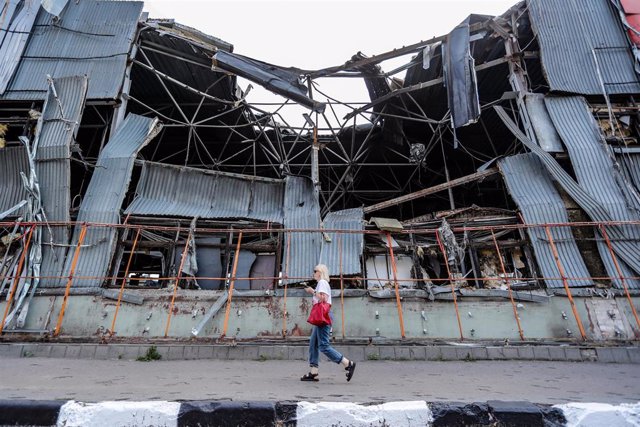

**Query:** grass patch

left=367, top=353, right=380, bottom=361
left=137, top=345, right=162, bottom=362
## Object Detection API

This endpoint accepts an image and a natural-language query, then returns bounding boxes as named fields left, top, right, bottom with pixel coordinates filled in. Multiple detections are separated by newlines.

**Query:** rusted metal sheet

left=499, top=153, right=592, bottom=288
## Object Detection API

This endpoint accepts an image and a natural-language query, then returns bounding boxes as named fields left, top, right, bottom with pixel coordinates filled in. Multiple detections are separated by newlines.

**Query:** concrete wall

left=1, top=291, right=638, bottom=341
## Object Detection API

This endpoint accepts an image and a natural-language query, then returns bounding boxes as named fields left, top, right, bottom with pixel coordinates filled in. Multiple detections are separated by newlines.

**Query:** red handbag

left=307, top=302, right=332, bottom=327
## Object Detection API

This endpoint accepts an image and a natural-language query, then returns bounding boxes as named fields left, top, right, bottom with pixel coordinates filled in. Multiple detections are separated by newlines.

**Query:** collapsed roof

left=0, top=0, right=639, bottom=296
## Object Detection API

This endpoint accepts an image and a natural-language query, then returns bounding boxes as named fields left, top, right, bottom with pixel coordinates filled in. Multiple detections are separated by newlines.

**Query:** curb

left=1, top=342, right=639, bottom=363
left=0, top=399, right=638, bottom=426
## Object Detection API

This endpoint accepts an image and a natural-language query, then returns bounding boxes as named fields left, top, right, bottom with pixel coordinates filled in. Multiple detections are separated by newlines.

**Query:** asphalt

left=1, top=357, right=638, bottom=404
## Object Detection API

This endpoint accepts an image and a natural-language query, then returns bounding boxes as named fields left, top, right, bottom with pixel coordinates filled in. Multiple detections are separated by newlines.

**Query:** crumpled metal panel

left=617, top=152, right=640, bottom=192
left=443, top=16, right=480, bottom=128
left=61, top=114, right=161, bottom=288
left=527, top=0, right=640, bottom=95
left=545, top=96, right=640, bottom=289
left=213, top=50, right=325, bottom=113
left=495, top=105, right=640, bottom=288
left=0, top=147, right=29, bottom=218
left=0, top=0, right=40, bottom=94
left=499, top=153, right=592, bottom=288
left=524, top=93, right=564, bottom=153
left=35, top=76, right=88, bottom=288
left=319, top=208, right=364, bottom=276
left=125, top=162, right=284, bottom=223
left=282, top=176, right=321, bottom=285
left=0, top=0, right=142, bottom=101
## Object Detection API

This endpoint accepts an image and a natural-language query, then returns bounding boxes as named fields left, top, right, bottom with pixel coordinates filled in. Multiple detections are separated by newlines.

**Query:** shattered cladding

left=0, top=0, right=143, bottom=100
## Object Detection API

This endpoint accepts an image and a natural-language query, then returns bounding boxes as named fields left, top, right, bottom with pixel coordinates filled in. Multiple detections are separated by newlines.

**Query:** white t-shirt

left=313, top=279, right=332, bottom=306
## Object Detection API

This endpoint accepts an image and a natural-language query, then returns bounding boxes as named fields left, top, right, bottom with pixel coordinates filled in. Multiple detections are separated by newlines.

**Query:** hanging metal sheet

left=443, top=16, right=480, bottom=128
left=0, top=0, right=143, bottom=100
left=499, top=153, right=592, bottom=288
left=125, top=162, right=284, bottom=223
left=213, top=50, right=325, bottom=113
left=0, top=147, right=29, bottom=218
left=282, top=176, right=321, bottom=285
left=35, top=76, right=88, bottom=288
left=62, top=114, right=161, bottom=288
left=527, top=0, right=640, bottom=95
left=545, top=96, right=640, bottom=289
left=319, top=208, right=364, bottom=276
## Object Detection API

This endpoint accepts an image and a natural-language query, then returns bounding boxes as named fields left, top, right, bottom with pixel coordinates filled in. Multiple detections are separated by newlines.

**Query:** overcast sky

left=143, top=0, right=516, bottom=127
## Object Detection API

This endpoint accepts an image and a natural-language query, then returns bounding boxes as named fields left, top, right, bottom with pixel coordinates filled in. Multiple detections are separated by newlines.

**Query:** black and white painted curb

left=0, top=399, right=638, bottom=426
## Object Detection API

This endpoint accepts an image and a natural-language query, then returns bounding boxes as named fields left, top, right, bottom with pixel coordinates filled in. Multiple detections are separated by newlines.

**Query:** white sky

left=143, top=0, right=516, bottom=127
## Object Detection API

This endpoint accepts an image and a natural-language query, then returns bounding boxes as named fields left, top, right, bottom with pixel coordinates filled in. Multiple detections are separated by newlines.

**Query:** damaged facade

left=0, top=0, right=639, bottom=342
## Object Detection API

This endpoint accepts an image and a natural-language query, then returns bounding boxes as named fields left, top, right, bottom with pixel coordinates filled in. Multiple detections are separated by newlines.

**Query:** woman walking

left=301, top=264, right=356, bottom=382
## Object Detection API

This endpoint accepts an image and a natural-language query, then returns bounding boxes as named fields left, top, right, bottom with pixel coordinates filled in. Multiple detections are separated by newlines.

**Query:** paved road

left=1, top=358, right=638, bottom=404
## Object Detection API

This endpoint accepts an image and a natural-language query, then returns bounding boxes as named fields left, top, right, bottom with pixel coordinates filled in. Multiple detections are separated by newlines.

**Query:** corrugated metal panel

left=125, top=162, right=284, bottom=223
left=0, top=147, right=29, bottom=217
left=617, top=152, right=640, bottom=191
left=499, top=153, right=592, bottom=288
left=0, top=1, right=142, bottom=101
left=62, top=114, right=161, bottom=288
left=524, top=93, right=564, bottom=153
left=545, top=96, right=640, bottom=289
left=495, top=104, right=640, bottom=285
left=36, top=76, right=88, bottom=288
left=319, top=208, right=364, bottom=276
left=0, top=0, right=40, bottom=94
left=527, top=0, right=640, bottom=95
left=282, top=176, right=321, bottom=284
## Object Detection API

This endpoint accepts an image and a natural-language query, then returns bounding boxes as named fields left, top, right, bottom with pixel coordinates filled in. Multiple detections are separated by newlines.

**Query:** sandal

left=345, top=361, right=356, bottom=382
left=300, top=372, right=319, bottom=382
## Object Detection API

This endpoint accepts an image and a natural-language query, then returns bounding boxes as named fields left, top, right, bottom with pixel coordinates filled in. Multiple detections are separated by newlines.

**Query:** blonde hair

left=314, top=264, right=330, bottom=282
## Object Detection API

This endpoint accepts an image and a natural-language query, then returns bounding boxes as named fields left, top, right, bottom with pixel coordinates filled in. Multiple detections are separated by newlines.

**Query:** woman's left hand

left=316, top=292, right=328, bottom=303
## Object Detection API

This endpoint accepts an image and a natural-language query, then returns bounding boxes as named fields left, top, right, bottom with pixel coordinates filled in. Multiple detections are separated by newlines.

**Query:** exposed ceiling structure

left=1, top=0, right=640, bottom=316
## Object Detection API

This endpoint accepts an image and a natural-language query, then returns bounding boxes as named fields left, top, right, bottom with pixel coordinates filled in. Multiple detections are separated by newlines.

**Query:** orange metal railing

left=0, top=219, right=639, bottom=341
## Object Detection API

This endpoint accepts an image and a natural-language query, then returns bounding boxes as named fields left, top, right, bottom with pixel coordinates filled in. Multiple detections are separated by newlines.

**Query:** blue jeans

left=308, top=322, right=343, bottom=367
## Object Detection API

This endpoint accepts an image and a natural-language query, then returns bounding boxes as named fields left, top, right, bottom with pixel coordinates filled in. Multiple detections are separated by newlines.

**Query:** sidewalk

left=1, top=357, right=638, bottom=403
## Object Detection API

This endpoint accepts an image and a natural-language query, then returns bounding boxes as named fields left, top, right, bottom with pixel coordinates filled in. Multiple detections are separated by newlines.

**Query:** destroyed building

left=0, top=0, right=639, bottom=342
